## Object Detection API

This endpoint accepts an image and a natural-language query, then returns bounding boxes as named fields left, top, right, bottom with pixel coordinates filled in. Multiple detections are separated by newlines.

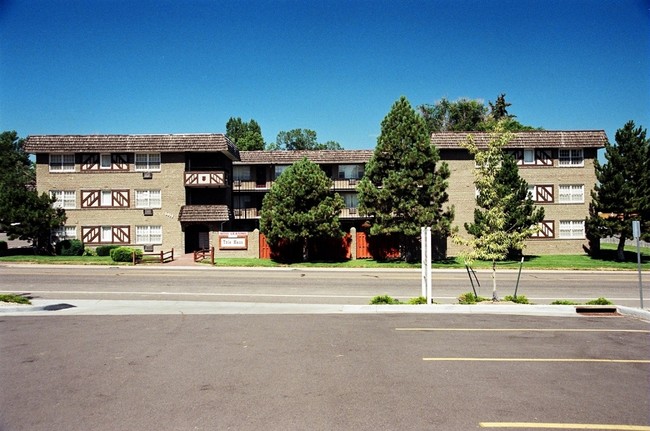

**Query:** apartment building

left=24, top=130, right=606, bottom=257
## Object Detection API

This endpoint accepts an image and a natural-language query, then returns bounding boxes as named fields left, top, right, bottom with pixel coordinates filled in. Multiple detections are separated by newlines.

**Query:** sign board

left=632, top=220, right=641, bottom=239
left=218, top=232, right=248, bottom=250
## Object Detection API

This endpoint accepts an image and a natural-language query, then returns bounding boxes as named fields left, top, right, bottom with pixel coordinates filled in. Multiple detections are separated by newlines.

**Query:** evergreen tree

left=587, top=120, right=649, bottom=261
left=0, top=131, right=66, bottom=252
left=488, top=93, right=513, bottom=120
left=226, top=117, right=265, bottom=150
left=358, top=96, right=454, bottom=262
left=455, top=122, right=542, bottom=300
left=260, top=158, right=344, bottom=261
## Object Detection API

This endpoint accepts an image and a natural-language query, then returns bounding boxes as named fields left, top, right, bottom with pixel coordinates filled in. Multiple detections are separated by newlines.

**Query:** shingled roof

left=178, top=205, right=230, bottom=222
left=24, top=134, right=240, bottom=160
left=235, top=150, right=374, bottom=165
left=430, top=130, right=608, bottom=149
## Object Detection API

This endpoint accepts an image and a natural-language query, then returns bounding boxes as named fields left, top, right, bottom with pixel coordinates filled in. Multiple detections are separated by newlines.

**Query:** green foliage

left=83, top=247, right=97, bottom=257
left=0, top=241, right=7, bottom=256
left=260, top=158, right=345, bottom=261
left=226, top=117, right=265, bottom=151
left=503, top=295, right=530, bottom=304
left=551, top=300, right=580, bottom=305
left=0, top=131, right=67, bottom=253
left=587, top=120, right=649, bottom=261
left=55, top=239, right=84, bottom=256
left=407, top=296, right=429, bottom=304
left=458, top=292, right=488, bottom=304
left=370, top=294, right=402, bottom=304
left=585, top=297, right=614, bottom=305
left=95, top=245, right=121, bottom=256
left=110, top=247, right=142, bottom=262
left=0, top=294, right=31, bottom=304
left=358, top=96, right=454, bottom=262
left=270, top=128, right=342, bottom=150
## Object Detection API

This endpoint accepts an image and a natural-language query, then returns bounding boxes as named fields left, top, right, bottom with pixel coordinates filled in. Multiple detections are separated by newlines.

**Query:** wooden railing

left=132, top=248, right=174, bottom=265
left=193, top=247, right=215, bottom=265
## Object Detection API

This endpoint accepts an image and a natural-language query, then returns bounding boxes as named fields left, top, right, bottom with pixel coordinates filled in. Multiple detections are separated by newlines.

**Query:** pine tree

left=358, top=96, right=454, bottom=261
left=587, top=121, right=649, bottom=261
left=260, top=158, right=344, bottom=261
left=226, top=117, right=265, bottom=151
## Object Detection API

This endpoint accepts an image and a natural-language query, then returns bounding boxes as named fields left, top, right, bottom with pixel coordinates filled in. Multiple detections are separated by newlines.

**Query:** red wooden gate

left=356, top=231, right=372, bottom=259
left=259, top=233, right=271, bottom=259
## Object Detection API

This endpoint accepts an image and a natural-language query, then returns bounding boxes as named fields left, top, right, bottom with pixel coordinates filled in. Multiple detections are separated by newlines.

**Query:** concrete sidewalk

left=2, top=299, right=649, bottom=320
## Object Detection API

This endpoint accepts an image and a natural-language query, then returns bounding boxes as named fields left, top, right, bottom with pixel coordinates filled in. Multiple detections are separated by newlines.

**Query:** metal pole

left=426, top=227, right=432, bottom=304
left=637, top=236, right=644, bottom=309
left=513, top=256, right=524, bottom=299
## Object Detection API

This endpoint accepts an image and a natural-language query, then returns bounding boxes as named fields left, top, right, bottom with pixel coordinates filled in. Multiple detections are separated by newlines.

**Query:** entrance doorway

left=184, top=225, right=210, bottom=253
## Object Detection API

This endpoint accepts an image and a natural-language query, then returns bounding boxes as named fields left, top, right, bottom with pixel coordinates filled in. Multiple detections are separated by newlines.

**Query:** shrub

left=503, top=295, right=530, bottom=304
left=83, top=247, right=97, bottom=257
left=0, top=294, right=31, bottom=304
left=96, top=245, right=120, bottom=256
left=110, top=247, right=142, bottom=263
left=370, top=294, right=402, bottom=305
left=551, top=300, right=581, bottom=305
left=55, top=239, right=85, bottom=256
left=586, top=297, right=614, bottom=305
left=407, top=296, right=428, bottom=305
left=458, top=292, right=487, bottom=304
left=0, top=241, right=7, bottom=256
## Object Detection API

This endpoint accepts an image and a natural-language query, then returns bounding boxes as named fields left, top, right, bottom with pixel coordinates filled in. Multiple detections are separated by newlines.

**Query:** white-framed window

left=49, top=154, right=75, bottom=172
left=101, top=226, right=113, bottom=242
left=559, top=149, right=584, bottom=166
left=136, top=225, right=162, bottom=244
left=340, top=192, right=359, bottom=208
left=559, top=220, right=585, bottom=239
left=523, top=149, right=535, bottom=165
left=559, top=185, right=584, bottom=203
left=100, top=190, right=112, bottom=206
left=135, top=153, right=161, bottom=171
left=100, top=153, right=112, bottom=169
left=233, top=166, right=252, bottom=181
left=49, top=190, right=76, bottom=209
left=52, top=226, right=77, bottom=241
left=274, top=165, right=289, bottom=179
left=135, top=190, right=162, bottom=208
left=338, top=164, right=364, bottom=179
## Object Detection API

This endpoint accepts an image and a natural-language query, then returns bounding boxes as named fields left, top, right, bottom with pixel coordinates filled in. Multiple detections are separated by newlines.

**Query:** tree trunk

left=616, top=235, right=626, bottom=262
left=491, top=260, right=498, bottom=301
left=302, top=238, right=309, bottom=262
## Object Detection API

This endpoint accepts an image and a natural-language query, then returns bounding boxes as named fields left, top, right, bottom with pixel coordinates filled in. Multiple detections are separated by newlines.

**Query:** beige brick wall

left=35, top=153, right=186, bottom=252
left=442, top=148, right=597, bottom=256
left=212, top=229, right=260, bottom=259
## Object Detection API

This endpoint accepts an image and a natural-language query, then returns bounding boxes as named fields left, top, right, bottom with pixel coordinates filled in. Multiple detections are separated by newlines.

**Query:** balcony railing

left=232, top=207, right=362, bottom=220
left=232, top=178, right=361, bottom=191
left=184, top=171, right=229, bottom=188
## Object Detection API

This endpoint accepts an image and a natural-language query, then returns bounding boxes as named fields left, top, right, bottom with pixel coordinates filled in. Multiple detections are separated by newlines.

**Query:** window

left=49, top=154, right=75, bottom=172
left=100, top=190, right=112, bottom=206
left=52, top=226, right=76, bottom=241
left=100, top=154, right=112, bottom=169
left=135, top=190, right=162, bottom=208
left=233, top=166, right=252, bottom=181
left=559, top=220, right=585, bottom=239
left=136, top=225, right=162, bottom=244
left=559, top=185, right=584, bottom=203
left=338, top=164, right=364, bottom=179
left=274, top=165, right=289, bottom=179
left=523, top=149, right=535, bottom=164
left=101, top=226, right=113, bottom=242
left=49, top=190, right=76, bottom=209
left=135, top=153, right=161, bottom=171
left=340, top=192, right=359, bottom=208
left=559, top=149, right=584, bottom=166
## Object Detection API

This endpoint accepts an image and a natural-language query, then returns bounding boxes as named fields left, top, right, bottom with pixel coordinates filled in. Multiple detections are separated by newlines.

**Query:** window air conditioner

left=143, top=172, right=153, bottom=179
left=143, top=209, right=154, bottom=216
left=143, top=244, right=154, bottom=252
left=349, top=207, right=358, bottom=215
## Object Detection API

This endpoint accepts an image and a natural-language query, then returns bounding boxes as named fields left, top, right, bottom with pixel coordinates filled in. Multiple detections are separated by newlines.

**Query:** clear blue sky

left=1, top=0, right=648, bottom=150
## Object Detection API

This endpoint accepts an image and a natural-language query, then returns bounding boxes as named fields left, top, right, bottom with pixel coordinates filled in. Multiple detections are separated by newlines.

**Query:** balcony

left=184, top=171, right=228, bottom=188
left=233, top=207, right=260, bottom=219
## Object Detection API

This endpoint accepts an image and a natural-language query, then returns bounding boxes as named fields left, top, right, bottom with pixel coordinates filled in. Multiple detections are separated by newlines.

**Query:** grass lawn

left=1, top=242, right=647, bottom=270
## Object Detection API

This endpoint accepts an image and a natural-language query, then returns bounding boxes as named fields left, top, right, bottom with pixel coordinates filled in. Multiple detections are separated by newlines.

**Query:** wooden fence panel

left=259, top=233, right=271, bottom=259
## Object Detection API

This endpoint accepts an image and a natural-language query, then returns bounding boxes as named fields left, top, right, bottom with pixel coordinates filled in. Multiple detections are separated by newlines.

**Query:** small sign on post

left=632, top=221, right=643, bottom=309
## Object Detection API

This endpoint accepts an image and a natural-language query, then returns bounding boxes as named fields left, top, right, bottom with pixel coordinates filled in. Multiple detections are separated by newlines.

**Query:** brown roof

left=24, top=134, right=240, bottom=160
left=178, top=205, right=230, bottom=222
left=235, top=150, right=374, bottom=165
left=430, top=130, right=608, bottom=149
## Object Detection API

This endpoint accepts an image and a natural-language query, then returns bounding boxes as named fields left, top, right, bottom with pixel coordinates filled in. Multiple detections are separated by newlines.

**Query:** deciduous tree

left=226, top=117, right=265, bottom=151
left=271, top=129, right=342, bottom=150
left=260, top=158, right=344, bottom=261
left=358, top=96, right=454, bottom=262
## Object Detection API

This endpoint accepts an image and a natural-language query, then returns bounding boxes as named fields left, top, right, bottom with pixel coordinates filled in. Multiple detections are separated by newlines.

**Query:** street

left=0, top=264, right=647, bottom=306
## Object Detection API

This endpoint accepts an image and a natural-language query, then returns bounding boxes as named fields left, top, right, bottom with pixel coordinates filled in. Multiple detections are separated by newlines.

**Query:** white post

left=633, top=221, right=644, bottom=309
left=426, top=227, right=432, bottom=304
left=421, top=227, right=426, bottom=298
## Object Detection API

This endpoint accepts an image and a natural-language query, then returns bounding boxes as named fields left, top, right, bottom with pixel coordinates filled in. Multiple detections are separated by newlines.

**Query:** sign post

left=632, top=221, right=644, bottom=309
left=421, top=227, right=432, bottom=304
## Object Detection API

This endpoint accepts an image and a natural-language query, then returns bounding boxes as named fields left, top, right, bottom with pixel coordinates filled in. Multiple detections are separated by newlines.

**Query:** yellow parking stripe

left=423, top=358, right=650, bottom=363
left=479, top=422, right=650, bottom=430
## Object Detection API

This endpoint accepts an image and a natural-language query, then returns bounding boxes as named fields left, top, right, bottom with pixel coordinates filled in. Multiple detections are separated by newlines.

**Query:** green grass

left=0, top=294, right=31, bottom=304
left=0, top=255, right=124, bottom=265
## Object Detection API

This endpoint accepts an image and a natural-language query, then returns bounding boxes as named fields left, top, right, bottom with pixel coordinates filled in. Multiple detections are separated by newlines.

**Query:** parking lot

left=1, top=312, right=648, bottom=430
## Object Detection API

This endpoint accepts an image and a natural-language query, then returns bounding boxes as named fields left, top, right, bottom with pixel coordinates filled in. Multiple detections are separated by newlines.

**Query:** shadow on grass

left=590, top=248, right=650, bottom=264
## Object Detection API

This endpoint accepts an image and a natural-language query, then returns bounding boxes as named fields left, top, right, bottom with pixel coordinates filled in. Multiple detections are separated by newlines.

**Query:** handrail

left=132, top=248, right=175, bottom=265
left=193, top=247, right=215, bottom=265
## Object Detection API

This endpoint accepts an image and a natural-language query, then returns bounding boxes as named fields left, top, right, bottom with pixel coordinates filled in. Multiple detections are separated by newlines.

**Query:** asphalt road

left=1, top=313, right=648, bottom=431
left=0, top=265, right=647, bottom=306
